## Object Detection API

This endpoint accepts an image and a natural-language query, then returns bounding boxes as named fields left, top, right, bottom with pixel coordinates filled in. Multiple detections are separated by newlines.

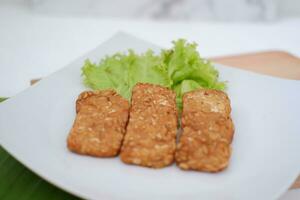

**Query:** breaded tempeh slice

left=120, top=83, right=178, bottom=168
left=175, top=89, right=234, bottom=172
left=67, top=90, right=129, bottom=157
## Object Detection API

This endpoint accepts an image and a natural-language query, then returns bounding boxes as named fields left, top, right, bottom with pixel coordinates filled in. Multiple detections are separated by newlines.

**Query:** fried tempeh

left=67, top=90, right=129, bottom=157
left=120, top=83, right=178, bottom=168
left=175, top=89, right=234, bottom=172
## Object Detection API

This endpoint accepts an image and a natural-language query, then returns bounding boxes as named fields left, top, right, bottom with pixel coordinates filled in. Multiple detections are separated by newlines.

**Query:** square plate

left=0, top=32, right=300, bottom=200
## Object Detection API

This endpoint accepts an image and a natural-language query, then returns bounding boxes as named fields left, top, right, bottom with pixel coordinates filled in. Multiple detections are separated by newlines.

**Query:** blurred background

left=0, top=0, right=300, bottom=97
left=1, top=0, right=300, bottom=21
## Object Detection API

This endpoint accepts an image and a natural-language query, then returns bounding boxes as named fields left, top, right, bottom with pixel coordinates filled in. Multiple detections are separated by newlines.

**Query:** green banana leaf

left=0, top=97, right=8, bottom=103
left=0, top=97, right=80, bottom=200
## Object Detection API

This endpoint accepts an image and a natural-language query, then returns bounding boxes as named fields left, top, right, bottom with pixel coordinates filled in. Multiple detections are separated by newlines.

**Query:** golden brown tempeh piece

left=120, top=83, right=178, bottom=168
left=67, top=90, right=129, bottom=157
left=175, top=89, right=234, bottom=172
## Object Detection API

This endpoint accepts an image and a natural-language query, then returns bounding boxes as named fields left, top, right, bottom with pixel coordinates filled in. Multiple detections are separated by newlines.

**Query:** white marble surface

left=1, top=3, right=300, bottom=97
left=0, top=4, right=300, bottom=199
left=23, top=0, right=300, bottom=21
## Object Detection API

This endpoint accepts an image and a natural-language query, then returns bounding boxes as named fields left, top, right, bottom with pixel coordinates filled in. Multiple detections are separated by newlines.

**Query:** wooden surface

left=31, top=51, right=300, bottom=189
left=211, top=51, right=300, bottom=80
left=211, top=51, right=300, bottom=189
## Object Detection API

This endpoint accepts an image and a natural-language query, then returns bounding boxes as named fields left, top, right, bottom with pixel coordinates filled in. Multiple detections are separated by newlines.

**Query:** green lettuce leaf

left=173, top=80, right=203, bottom=110
left=82, top=39, right=226, bottom=109
left=128, top=50, right=171, bottom=88
left=82, top=50, right=171, bottom=100
left=162, top=39, right=226, bottom=108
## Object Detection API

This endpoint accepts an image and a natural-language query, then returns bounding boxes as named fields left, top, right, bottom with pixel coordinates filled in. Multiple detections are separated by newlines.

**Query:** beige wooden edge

left=210, top=51, right=300, bottom=80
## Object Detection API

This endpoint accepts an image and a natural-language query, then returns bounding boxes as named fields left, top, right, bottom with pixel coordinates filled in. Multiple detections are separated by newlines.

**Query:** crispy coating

left=67, top=90, right=129, bottom=157
left=175, top=89, right=234, bottom=172
left=120, top=83, right=178, bottom=168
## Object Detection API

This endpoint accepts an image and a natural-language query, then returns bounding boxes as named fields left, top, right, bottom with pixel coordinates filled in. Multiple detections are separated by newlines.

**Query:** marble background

left=1, top=0, right=300, bottom=21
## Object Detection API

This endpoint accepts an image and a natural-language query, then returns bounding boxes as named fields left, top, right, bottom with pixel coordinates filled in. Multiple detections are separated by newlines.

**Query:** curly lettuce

left=82, top=50, right=171, bottom=99
left=162, top=39, right=226, bottom=108
left=82, top=39, right=226, bottom=109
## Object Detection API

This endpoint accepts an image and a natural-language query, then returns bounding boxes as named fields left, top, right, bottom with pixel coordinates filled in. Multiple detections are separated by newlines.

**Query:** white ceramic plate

left=0, top=32, right=300, bottom=200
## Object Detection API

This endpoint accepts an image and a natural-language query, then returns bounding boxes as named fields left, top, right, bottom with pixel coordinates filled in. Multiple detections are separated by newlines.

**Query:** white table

left=0, top=3, right=299, bottom=200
